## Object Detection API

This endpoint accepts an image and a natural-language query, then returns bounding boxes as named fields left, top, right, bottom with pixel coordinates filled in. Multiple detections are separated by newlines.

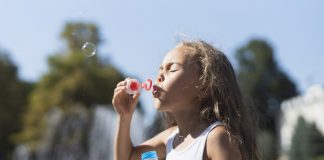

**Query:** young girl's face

left=153, top=45, right=201, bottom=112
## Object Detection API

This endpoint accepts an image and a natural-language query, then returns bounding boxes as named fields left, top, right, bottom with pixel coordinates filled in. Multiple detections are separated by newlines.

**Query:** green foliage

left=289, top=117, right=324, bottom=160
left=15, top=22, right=125, bottom=150
left=0, top=50, right=34, bottom=159
left=257, top=131, right=277, bottom=160
left=314, top=156, right=324, bottom=160
left=235, top=39, right=299, bottom=159
left=235, top=39, right=298, bottom=132
left=61, top=22, right=101, bottom=50
left=39, top=51, right=123, bottom=108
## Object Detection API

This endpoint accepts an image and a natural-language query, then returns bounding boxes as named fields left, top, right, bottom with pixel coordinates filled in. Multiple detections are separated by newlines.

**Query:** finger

left=116, top=81, right=127, bottom=87
left=112, top=96, right=119, bottom=105
left=132, top=92, right=140, bottom=101
left=114, top=86, right=126, bottom=93
left=115, top=89, right=127, bottom=97
left=116, top=77, right=133, bottom=88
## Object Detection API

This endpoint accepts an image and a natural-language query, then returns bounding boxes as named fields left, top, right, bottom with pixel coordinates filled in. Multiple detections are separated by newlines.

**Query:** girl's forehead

left=162, top=46, right=191, bottom=64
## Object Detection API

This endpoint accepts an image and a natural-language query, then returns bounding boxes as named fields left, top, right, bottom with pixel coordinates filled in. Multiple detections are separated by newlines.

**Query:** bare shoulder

left=206, top=125, right=242, bottom=160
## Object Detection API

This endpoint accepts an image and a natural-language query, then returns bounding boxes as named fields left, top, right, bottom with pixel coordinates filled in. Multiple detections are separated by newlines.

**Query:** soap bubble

left=82, top=42, right=96, bottom=57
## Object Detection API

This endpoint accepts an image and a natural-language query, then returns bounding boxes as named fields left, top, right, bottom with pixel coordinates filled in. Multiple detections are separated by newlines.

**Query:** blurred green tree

left=289, top=117, right=311, bottom=160
left=289, top=116, right=324, bottom=160
left=235, top=39, right=298, bottom=132
left=14, top=22, right=125, bottom=150
left=0, top=50, right=34, bottom=160
left=257, top=131, right=277, bottom=160
left=235, top=39, right=298, bottom=159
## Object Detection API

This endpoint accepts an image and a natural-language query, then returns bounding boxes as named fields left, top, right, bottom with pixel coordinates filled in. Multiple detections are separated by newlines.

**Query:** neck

left=172, top=107, right=209, bottom=138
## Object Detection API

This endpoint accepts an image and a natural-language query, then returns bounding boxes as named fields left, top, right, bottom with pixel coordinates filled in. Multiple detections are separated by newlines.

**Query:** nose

left=156, top=72, right=164, bottom=83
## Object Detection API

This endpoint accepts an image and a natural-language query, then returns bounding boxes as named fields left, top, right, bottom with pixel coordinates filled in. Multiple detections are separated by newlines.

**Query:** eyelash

left=159, top=64, right=179, bottom=73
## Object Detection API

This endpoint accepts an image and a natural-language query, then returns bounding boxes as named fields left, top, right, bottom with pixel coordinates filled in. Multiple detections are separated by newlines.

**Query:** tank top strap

left=199, top=121, right=223, bottom=147
left=167, top=127, right=179, bottom=140
left=166, top=127, right=179, bottom=154
left=205, top=121, right=223, bottom=135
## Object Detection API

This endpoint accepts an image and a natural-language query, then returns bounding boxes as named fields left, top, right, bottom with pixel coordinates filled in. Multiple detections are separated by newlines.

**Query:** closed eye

left=169, top=63, right=182, bottom=71
left=159, top=62, right=182, bottom=73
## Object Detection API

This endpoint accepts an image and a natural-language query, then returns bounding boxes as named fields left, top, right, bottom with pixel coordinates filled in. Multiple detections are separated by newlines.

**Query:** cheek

left=162, top=78, right=185, bottom=99
left=165, top=74, right=198, bottom=101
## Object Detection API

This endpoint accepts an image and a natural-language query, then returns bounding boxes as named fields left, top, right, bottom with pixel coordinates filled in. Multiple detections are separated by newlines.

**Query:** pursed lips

left=152, top=85, right=161, bottom=98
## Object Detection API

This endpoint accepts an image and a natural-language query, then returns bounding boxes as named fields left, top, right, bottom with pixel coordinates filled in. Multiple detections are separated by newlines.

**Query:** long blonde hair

left=163, top=40, right=259, bottom=160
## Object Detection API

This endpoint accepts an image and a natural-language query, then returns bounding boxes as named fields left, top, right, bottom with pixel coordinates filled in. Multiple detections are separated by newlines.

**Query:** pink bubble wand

left=125, top=78, right=153, bottom=94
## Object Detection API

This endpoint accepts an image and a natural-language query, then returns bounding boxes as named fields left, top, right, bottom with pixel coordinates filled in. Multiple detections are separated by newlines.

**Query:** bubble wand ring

left=142, top=79, right=152, bottom=91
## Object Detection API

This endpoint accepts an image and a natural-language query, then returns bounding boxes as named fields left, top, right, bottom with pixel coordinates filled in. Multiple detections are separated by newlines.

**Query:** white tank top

left=165, top=121, right=222, bottom=160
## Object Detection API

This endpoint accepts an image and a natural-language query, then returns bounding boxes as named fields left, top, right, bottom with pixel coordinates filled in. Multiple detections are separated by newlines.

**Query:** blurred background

left=0, top=0, right=324, bottom=160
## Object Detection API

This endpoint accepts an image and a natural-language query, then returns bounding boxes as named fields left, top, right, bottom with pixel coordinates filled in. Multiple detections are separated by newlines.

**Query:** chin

left=153, top=103, right=162, bottom=110
left=153, top=102, right=166, bottom=112
left=155, top=105, right=172, bottom=113
left=153, top=99, right=160, bottom=107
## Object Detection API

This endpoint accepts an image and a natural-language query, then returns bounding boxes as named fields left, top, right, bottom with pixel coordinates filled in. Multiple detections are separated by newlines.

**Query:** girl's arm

left=114, top=115, right=133, bottom=160
left=128, top=126, right=177, bottom=160
left=112, top=79, right=176, bottom=160
left=114, top=113, right=176, bottom=160
left=112, top=78, right=140, bottom=160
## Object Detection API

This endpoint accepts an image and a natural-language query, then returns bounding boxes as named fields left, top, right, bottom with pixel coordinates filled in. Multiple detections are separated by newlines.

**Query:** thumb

left=132, top=92, right=140, bottom=103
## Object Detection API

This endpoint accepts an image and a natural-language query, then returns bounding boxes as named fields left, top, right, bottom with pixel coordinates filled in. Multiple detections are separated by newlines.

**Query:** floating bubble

left=82, top=42, right=96, bottom=57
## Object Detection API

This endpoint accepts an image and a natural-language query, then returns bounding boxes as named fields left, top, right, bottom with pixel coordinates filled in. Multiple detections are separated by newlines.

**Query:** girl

left=112, top=40, right=259, bottom=160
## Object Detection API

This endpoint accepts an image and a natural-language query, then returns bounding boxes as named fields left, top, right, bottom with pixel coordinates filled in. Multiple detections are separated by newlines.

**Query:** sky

left=0, top=0, right=323, bottom=120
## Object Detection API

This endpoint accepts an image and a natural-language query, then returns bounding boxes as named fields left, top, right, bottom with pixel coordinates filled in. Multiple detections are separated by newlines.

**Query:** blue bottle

left=141, top=151, right=158, bottom=160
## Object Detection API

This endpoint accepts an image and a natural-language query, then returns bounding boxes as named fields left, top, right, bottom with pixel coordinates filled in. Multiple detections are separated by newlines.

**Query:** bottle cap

left=125, top=79, right=140, bottom=94
left=141, top=151, right=158, bottom=160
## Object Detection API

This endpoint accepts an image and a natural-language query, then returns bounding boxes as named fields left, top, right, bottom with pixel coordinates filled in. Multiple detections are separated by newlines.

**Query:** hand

left=112, top=78, right=140, bottom=117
